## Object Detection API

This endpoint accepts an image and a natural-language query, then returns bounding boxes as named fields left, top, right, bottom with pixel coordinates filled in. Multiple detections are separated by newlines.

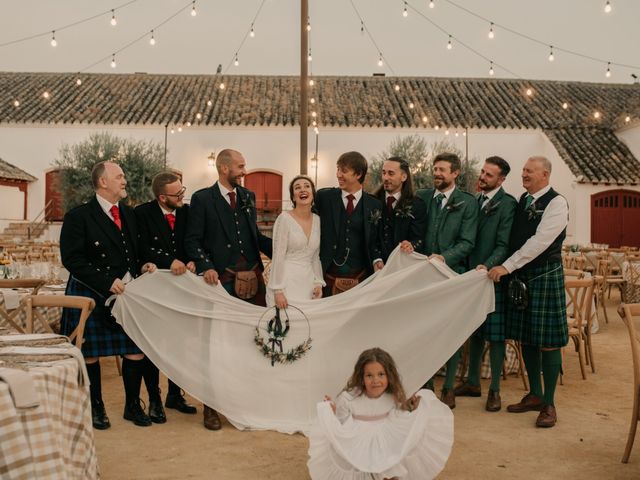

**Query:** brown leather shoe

left=203, top=405, right=222, bottom=430
left=440, top=389, right=456, bottom=409
left=485, top=389, right=501, bottom=412
left=506, top=393, right=544, bottom=413
left=536, top=404, right=557, bottom=428
left=453, top=382, right=481, bottom=397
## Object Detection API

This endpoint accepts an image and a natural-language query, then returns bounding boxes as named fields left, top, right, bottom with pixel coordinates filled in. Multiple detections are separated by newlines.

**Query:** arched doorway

left=591, top=189, right=640, bottom=247
left=244, top=170, right=283, bottom=227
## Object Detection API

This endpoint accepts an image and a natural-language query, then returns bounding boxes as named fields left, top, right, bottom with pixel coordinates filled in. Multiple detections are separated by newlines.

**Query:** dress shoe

left=536, top=404, right=557, bottom=428
left=91, top=400, right=111, bottom=430
left=123, top=398, right=152, bottom=427
left=203, top=405, right=222, bottom=430
left=440, top=389, right=456, bottom=409
left=453, top=382, right=481, bottom=397
left=506, top=393, right=544, bottom=413
left=485, top=389, right=502, bottom=412
left=165, top=393, right=197, bottom=414
left=148, top=398, right=167, bottom=424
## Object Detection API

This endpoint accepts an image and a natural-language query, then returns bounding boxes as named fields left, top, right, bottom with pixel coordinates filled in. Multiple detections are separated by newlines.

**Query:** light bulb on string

left=110, top=54, right=116, bottom=69
left=13, top=100, right=20, bottom=107
left=310, top=97, right=316, bottom=104
left=489, top=61, right=494, bottom=76
left=170, top=128, right=175, bottom=134
left=43, top=91, right=50, bottom=99
left=606, top=62, right=611, bottom=77
left=50, top=31, right=57, bottom=47
left=110, top=10, right=117, bottom=26
left=312, top=120, right=317, bottom=127
left=408, top=102, right=414, bottom=109
left=377, top=54, right=383, bottom=67
left=306, top=18, right=311, bottom=31
left=394, top=84, right=400, bottom=92
left=177, top=126, right=183, bottom=132
left=219, top=82, right=225, bottom=90
left=234, top=54, right=239, bottom=66
left=455, top=132, right=459, bottom=137
left=250, top=24, right=255, bottom=37
left=309, top=79, right=315, bottom=87
left=429, top=1, right=435, bottom=8
left=488, top=23, right=494, bottom=39
left=207, top=99, right=213, bottom=107
left=594, top=111, right=601, bottom=119
left=311, top=111, right=317, bottom=118
left=422, top=116, right=428, bottom=123
left=403, top=2, right=408, bottom=17
left=526, top=88, right=533, bottom=96
left=562, top=102, right=568, bottom=109
left=604, top=1, right=612, bottom=13
left=191, top=1, right=197, bottom=17
left=149, top=30, right=156, bottom=46
left=447, top=35, right=452, bottom=50
left=445, top=129, right=450, bottom=135
left=434, top=125, right=440, bottom=130
left=314, top=127, right=319, bottom=134
left=75, top=78, right=82, bottom=86
left=196, top=113, right=202, bottom=120
left=185, top=121, right=191, bottom=127
left=625, top=115, right=631, bottom=122
left=548, top=46, right=554, bottom=62
left=308, top=49, right=312, bottom=62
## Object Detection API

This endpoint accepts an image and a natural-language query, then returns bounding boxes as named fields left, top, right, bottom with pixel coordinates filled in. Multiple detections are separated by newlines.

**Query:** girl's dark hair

left=288, top=175, right=316, bottom=207
left=344, top=347, right=408, bottom=409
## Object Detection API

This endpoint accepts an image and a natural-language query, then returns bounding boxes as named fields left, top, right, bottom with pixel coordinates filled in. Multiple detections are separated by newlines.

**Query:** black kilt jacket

left=135, top=200, right=189, bottom=268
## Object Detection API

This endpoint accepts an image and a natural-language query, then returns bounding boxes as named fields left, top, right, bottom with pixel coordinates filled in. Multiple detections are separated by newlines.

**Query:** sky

left=0, top=0, right=638, bottom=83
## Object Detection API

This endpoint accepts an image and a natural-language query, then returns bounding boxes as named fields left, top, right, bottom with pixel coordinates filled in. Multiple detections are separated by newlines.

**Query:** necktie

left=228, top=191, right=237, bottom=209
left=524, top=194, right=534, bottom=209
left=110, top=205, right=121, bottom=230
left=165, top=213, right=175, bottom=231
left=346, top=194, right=355, bottom=216
left=386, top=196, right=395, bottom=214
left=478, top=193, right=487, bottom=207
left=435, top=193, right=445, bottom=209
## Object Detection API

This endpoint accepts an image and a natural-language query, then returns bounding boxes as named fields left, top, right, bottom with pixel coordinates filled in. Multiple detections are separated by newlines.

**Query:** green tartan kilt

left=474, top=280, right=506, bottom=342
left=506, top=261, right=568, bottom=348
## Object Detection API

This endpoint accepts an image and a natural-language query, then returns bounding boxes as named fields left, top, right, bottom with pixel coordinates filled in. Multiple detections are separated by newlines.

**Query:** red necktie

left=386, top=196, right=395, bottom=214
left=346, top=194, right=355, bottom=216
left=228, top=191, right=237, bottom=209
left=110, top=205, right=122, bottom=230
left=165, top=213, right=175, bottom=230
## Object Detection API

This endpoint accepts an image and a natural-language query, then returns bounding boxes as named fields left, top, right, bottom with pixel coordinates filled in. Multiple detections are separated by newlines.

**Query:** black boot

left=86, top=360, right=110, bottom=430
left=142, top=357, right=166, bottom=424
left=165, top=379, right=197, bottom=415
left=122, top=357, right=152, bottom=427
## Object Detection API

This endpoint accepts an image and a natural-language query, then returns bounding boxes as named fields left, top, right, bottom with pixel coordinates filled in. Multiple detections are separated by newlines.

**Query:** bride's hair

left=344, top=347, right=408, bottom=409
left=289, top=175, right=316, bottom=207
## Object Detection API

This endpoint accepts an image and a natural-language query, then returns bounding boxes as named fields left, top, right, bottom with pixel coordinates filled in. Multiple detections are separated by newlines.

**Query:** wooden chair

left=504, top=340, right=529, bottom=390
left=594, top=260, right=610, bottom=324
left=564, top=268, right=585, bottom=279
left=24, top=295, right=95, bottom=350
left=0, top=278, right=45, bottom=333
left=622, top=261, right=640, bottom=304
left=618, top=303, right=640, bottom=463
left=565, top=278, right=595, bottom=379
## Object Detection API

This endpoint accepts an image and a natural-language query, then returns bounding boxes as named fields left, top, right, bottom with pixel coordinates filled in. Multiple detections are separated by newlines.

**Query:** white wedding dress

left=266, top=212, right=325, bottom=307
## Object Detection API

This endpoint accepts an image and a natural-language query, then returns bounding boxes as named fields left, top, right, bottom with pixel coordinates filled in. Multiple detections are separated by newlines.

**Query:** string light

left=234, top=54, right=239, bottom=66
left=310, top=97, right=315, bottom=104
left=196, top=112, right=202, bottom=120
left=308, top=49, right=312, bottom=62
left=75, top=78, right=82, bottom=86
left=306, top=18, right=311, bottom=31
left=377, top=54, right=383, bottom=67
left=594, top=111, right=601, bottom=119
left=110, top=54, right=116, bottom=68
left=312, top=120, right=317, bottom=126
left=170, top=128, right=175, bottom=134
left=489, top=61, right=494, bottom=76
left=526, top=88, right=533, bottom=96
left=42, top=91, right=50, bottom=99
left=13, top=100, right=20, bottom=107
left=403, top=2, right=408, bottom=17
left=455, top=132, right=459, bottom=137
left=149, top=30, right=156, bottom=46
left=422, top=115, right=428, bottom=123
left=488, top=23, right=494, bottom=39
left=177, top=126, right=183, bottom=132
left=605, top=62, right=611, bottom=77
left=562, top=102, right=569, bottom=109
left=548, top=46, right=554, bottom=62
left=314, top=126, right=319, bottom=134
left=434, top=125, right=440, bottom=130
left=309, top=79, right=315, bottom=86
left=394, top=84, right=400, bottom=92
left=219, top=82, right=225, bottom=90
left=311, top=111, right=317, bottom=118
left=447, top=35, right=452, bottom=50
left=250, top=24, right=255, bottom=37
left=604, top=1, right=612, bottom=13
left=445, top=129, right=450, bottom=135
left=50, top=31, right=57, bottom=47
left=191, top=1, right=197, bottom=17
left=429, top=1, right=435, bottom=8
left=185, top=121, right=191, bottom=127
left=625, top=115, right=630, bottom=122
left=110, top=10, right=117, bottom=26
left=207, top=99, right=213, bottom=107
left=408, top=102, right=414, bottom=109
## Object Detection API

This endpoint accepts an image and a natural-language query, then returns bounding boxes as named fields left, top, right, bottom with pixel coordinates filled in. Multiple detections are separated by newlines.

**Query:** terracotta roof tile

left=0, top=157, right=37, bottom=182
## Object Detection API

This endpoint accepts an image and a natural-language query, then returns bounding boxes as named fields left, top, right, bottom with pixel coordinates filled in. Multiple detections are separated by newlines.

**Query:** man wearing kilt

left=184, top=149, right=272, bottom=430
left=453, top=156, right=516, bottom=412
left=60, top=161, right=157, bottom=430
left=372, top=157, right=427, bottom=261
left=135, top=172, right=198, bottom=422
left=489, top=156, right=569, bottom=428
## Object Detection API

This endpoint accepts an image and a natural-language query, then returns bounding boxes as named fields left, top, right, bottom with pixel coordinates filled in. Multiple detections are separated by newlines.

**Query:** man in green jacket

left=453, top=156, right=517, bottom=412
left=417, top=152, right=478, bottom=408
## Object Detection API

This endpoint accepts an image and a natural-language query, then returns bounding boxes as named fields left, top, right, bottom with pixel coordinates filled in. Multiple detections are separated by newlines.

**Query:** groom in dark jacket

left=315, top=151, right=383, bottom=297
left=184, top=149, right=272, bottom=430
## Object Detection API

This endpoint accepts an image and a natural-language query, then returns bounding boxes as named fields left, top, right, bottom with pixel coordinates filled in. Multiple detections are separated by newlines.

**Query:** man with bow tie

left=135, top=172, right=198, bottom=424
left=453, top=156, right=516, bottom=412
left=60, top=161, right=156, bottom=430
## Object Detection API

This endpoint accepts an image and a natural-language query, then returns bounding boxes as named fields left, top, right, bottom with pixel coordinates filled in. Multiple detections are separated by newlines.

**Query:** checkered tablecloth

left=0, top=336, right=98, bottom=480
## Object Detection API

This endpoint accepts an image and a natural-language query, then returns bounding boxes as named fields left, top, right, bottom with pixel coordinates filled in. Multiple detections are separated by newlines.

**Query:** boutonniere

left=394, top=203, right=415, bottom=219
left=445, top=200, right=465, bottom=212
left=526, top=202, right=545, bottom=221
left=483, top=200, right=501, bottom=216
left=369, top=209, right=382, bottom=225
left=238, top=193, right=256, bottom=215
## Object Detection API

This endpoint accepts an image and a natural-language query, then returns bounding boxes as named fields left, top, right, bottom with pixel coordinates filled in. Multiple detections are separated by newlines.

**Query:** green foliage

left=366, top=134, right=480, bottom=193
left=53, top=132, right=166, bottom=212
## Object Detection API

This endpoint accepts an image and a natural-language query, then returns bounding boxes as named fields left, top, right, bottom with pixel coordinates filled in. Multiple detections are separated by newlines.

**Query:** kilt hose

left=61, top=276, right=141, bottom=357
left=473, top=279, right=507, bottom=342
left=506, top=261, right=568, bottom=348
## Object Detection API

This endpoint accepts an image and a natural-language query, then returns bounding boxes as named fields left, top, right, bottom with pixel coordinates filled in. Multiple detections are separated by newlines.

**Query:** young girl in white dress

left=266, top=175, right=325, bottom=308
left=308, top=348, right=454, bottom=480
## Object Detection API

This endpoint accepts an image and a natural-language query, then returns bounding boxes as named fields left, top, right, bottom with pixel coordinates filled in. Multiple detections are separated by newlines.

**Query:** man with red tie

left=60, top=161, right=156, bottom=430
left=135, top=172, right=198, bottom=423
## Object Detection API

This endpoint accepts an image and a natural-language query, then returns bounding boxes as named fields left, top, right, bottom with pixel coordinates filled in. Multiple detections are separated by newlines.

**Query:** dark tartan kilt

left=60, top=276, right=141, bottom=357
left=474, top=280, right=506, bottom=342
left=506, top=261, right=568, bottom=348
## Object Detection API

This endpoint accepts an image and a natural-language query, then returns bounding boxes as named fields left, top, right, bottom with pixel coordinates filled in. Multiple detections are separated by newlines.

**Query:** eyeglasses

left=163, top=186, right=186, bottom=197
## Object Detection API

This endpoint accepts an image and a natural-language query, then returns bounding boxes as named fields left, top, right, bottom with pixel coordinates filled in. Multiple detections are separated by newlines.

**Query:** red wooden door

left=244, top=171, right=282, bottom=224
left=45, top=170, right=64, bottom=221
left=591, top=189, right=640, bottom=247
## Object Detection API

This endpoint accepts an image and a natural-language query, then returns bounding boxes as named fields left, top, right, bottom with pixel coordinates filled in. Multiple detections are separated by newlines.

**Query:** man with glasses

left=135, top=172, right=198, bottom=424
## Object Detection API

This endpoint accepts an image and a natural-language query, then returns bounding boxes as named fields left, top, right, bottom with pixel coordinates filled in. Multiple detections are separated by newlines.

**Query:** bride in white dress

left=266, top=175, right=325, bottom=308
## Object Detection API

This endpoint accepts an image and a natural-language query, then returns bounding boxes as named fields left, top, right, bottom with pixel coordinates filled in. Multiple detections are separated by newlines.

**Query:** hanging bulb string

left=0, top=0, right=141, bottom=49
left=221, top=0, right=267, bottom=74
left=349, top=0, right=397, bottom=75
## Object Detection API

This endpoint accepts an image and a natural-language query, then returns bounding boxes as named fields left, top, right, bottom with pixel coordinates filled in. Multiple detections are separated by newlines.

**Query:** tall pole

left=163, top=123, right=168, bottom=169
left=300, top=0, right=309, bottom=174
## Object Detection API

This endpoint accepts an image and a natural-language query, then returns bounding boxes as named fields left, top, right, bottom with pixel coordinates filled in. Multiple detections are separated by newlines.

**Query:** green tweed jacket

left=468, top=187, right=517, bottom=270
left=417, top=187, right=478, bottom=273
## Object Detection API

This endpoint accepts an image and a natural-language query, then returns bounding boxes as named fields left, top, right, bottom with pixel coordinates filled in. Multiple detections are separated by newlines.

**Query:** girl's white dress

left=308, top=389, right=453, bottom=480
left=266, top=212, right=325, bottom=307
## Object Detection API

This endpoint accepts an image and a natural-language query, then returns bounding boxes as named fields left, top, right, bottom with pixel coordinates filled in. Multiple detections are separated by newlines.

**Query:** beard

left=434, top=177, right=450, bottom=190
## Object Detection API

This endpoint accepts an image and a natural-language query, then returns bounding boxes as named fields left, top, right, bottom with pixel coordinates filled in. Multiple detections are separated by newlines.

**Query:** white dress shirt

left=433, top=185, right=455, bottom=208
left=502, top=185, right=569, bottom=273
left=384, top=191, right=401, bottom=209
left=95, top=193, right=119, bottom=221
left=342, top=189, right=363, bottom=209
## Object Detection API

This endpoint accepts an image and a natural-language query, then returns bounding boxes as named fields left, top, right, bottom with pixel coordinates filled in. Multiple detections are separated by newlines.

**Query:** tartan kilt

left=60, top=276, right=141, bottom=357
left=506, top=261, right=568, bottom=348
left=474, top=280, right=506, bottom=342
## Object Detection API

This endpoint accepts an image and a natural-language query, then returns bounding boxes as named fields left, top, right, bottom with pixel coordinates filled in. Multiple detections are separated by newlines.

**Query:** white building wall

left=0, top=123, right=638, bottom=244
